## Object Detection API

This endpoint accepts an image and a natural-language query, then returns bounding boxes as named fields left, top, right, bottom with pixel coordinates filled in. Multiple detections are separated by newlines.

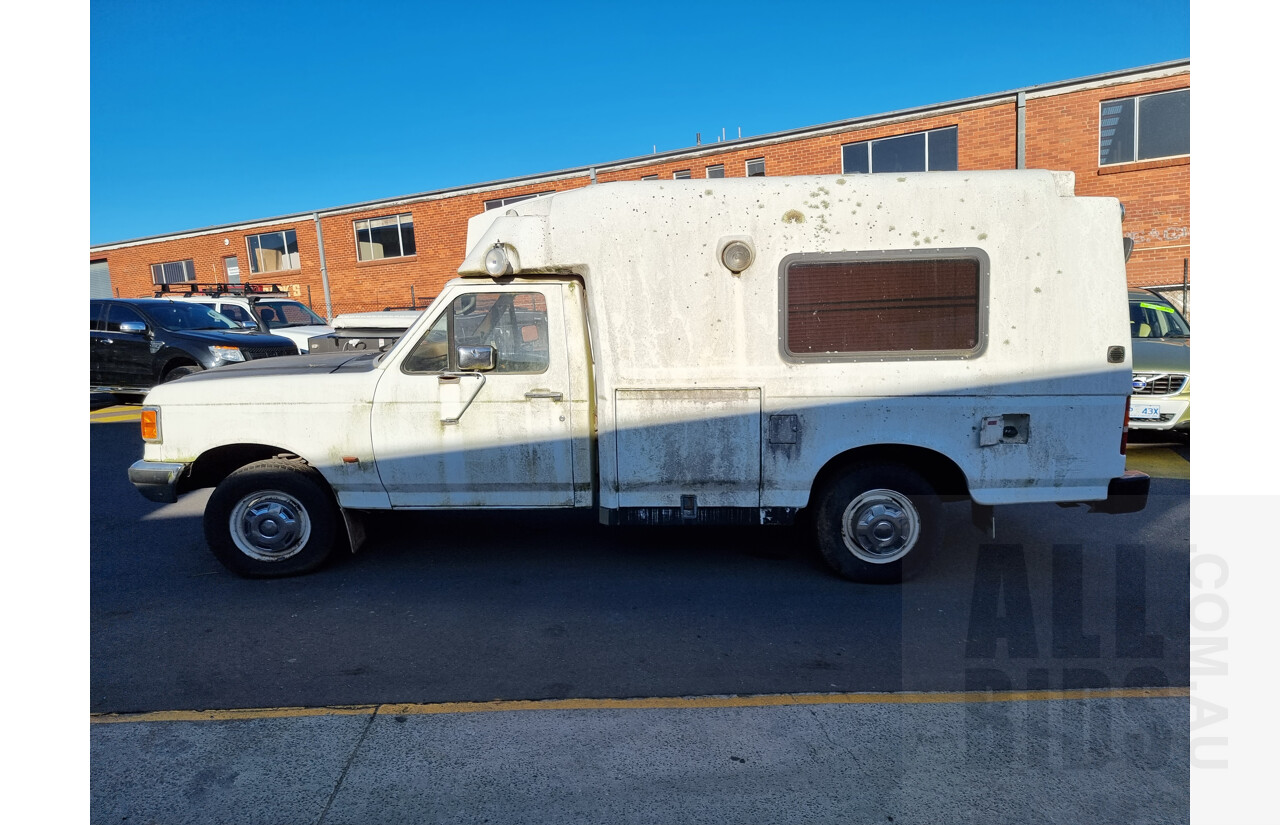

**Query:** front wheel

left=813, top=463, right=941, bottom=583
left=163, top=364, right=203, bottom=383
left=204, top=459, right=338, bottom=577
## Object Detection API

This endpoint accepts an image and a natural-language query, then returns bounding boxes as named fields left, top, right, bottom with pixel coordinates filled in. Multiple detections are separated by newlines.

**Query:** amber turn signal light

left=140, top=409, right=160, bottom=442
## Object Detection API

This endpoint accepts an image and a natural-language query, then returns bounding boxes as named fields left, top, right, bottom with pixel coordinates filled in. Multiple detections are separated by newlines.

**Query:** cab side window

left=213, top=303, right=252, bottom=324
left=402, top=312, right=449, bottom=373
left=403, top=292, right=549, bottom=374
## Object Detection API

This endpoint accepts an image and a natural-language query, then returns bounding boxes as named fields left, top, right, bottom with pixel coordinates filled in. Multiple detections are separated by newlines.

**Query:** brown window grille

left=785, top=257, right=980, bottom=354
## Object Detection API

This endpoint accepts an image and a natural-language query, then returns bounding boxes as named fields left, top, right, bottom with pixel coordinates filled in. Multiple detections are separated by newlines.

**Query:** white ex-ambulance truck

left=129, top=171, right=1149, bottom=582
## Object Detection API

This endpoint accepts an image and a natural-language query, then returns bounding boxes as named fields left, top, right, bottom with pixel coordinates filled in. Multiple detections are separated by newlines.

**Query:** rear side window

left=200, top=302, right=250, bottom=324
left=782, top=252, right=984, bottom=358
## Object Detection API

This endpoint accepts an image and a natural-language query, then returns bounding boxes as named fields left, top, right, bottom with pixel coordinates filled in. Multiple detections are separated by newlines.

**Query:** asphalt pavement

left=90, top=399, right=1192, bottom=824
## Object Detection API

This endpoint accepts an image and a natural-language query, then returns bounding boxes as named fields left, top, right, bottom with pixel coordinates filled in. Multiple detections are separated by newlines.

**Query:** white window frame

left=484, top=191, right=555, bottom=211
left=150, top=259, right=197, bottom=285
left=245, top=229, right=300, bottom=274
left=1098, top=88, right=1190, bottom=167
left=641, top=174, right=659, bottom=181
left=746, top=158, right=766, bottom=177
left=841, top=126, right=958, bottom=175
left=705, top=164, right=725, bottom=178
left=354, top=212, right=416, bottom=262
left=673, top=170, right=691, bottom=179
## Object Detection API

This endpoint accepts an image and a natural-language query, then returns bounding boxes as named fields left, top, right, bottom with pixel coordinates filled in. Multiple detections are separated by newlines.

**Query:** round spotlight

left=721, top=240, right=755, bottom=273
left=485, top=244, right=512, bottom=276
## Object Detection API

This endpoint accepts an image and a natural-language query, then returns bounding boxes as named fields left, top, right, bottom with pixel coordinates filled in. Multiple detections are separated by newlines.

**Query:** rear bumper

left=127, top=460, right=188, bottom=504
left=1088, top=470, right=1151, bottom=514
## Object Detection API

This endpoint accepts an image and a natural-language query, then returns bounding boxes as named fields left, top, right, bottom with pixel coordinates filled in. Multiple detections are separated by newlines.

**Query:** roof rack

left=155, top=282, right=290, bottom=299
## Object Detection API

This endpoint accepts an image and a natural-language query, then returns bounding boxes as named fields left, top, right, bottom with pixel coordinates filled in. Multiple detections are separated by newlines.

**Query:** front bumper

left=127, top=460, right=188, bottom=504
left=1128, top=396, right=1190, bottom=431
left=1088, top=470, right=1151, bottom=514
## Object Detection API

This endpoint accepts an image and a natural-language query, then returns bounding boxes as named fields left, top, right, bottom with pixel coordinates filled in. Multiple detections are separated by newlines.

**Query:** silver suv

left=156, top=283, right=333, bottom=354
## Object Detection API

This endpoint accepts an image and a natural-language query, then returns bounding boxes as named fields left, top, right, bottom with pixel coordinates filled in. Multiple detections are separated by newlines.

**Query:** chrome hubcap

left=840, top=489, right=919, bottom=564
left=229, top=490, right=311, bottom=562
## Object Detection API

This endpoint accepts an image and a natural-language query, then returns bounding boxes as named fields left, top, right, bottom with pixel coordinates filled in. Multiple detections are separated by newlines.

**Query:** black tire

left=204, top=459, right=339, bottom=578
left=813, top=463, right=941, bottom=583
left=163, top=364, right=202, bottom=383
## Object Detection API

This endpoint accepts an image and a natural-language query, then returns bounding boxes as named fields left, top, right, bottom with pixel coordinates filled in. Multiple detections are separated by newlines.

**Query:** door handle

left=524, top=389, right=563, bottom=401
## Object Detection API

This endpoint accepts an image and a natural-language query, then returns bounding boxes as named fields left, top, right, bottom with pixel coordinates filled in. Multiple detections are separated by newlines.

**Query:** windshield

left=141, top=301, right=241, bottom=331
left=260, top=300, right=326, bottom=328
left=1129, top=296, right=1190, bottom=339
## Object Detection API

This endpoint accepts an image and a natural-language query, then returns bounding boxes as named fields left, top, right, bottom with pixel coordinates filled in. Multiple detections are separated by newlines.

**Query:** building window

left=641, top=175, right=659, bottom=181
left=150, top=259, right=197, bottom=285
left=783, top=253, right=982, bottom=357
left=706, top=164, right=724, bottom=178
left=746, top=158, right=766, bottom=177
left=1099, top=88, right=1189, bottom=166
left=673, top=170, right=691, bottom=179
left=355, top=213, right=416, bottom=261
left=246, top=229, right=300, bottom=274
left=841, top=126, right=958, bottom=174
left=484, top=191, right=554, bottom=211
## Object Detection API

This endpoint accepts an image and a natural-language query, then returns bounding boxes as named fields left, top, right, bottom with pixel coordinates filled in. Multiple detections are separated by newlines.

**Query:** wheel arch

left=156, top=352, right=202, bottom=382
left=185, top=446, right=363, bottom=561
left=809, top=443, right=970, bottom=505
left=179, top=443, right=303, bottom=495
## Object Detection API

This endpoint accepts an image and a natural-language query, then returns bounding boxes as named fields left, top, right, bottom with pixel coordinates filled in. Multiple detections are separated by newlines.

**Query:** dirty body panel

left=455, top=172, right=1132, bottom=513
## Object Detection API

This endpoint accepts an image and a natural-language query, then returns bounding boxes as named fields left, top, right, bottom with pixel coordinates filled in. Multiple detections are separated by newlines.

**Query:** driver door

left=370, top=284, right=576, bottom=508
left=100, top=303, right=155, bottom=387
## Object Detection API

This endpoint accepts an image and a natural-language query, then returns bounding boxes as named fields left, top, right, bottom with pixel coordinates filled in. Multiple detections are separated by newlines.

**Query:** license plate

left=1130, top=404, right=1161, bottom=420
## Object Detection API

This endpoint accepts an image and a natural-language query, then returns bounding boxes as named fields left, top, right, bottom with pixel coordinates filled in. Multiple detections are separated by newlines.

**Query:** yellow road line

left=90, top=687, right=1190, bottom=724
left=91, top=410, right=141, bottom=423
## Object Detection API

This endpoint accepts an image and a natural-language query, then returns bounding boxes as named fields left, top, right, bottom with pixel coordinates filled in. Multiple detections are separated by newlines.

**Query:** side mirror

left=119, top=321, right=147, bottom=334
left=457, top=345, right=496, bottom=371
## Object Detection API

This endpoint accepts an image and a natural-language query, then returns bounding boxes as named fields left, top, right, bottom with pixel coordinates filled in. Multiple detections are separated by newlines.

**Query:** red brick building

left=89, top=60, right=1190, bottom=318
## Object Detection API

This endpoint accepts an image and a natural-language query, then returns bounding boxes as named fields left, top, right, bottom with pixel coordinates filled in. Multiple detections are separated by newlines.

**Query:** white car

left=157, top=284, right=334, bottom=354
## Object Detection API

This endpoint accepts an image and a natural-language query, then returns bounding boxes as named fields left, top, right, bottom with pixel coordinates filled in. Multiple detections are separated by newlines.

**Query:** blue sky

left=89, top=0, right=1190, bottom=245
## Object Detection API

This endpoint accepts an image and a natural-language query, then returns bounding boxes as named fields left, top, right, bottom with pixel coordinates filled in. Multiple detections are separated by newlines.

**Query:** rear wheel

left=814, top=463, right=941, bottom=583
left=204, top=459, right=338, bottom=577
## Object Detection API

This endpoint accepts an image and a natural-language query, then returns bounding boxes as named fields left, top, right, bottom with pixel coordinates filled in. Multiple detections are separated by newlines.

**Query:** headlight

left=209, top=345, right=245, bottom=363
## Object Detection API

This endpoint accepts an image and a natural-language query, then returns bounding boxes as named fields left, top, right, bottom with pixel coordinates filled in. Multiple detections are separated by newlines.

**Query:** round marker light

left=721, top=240, right=754, bottom=273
